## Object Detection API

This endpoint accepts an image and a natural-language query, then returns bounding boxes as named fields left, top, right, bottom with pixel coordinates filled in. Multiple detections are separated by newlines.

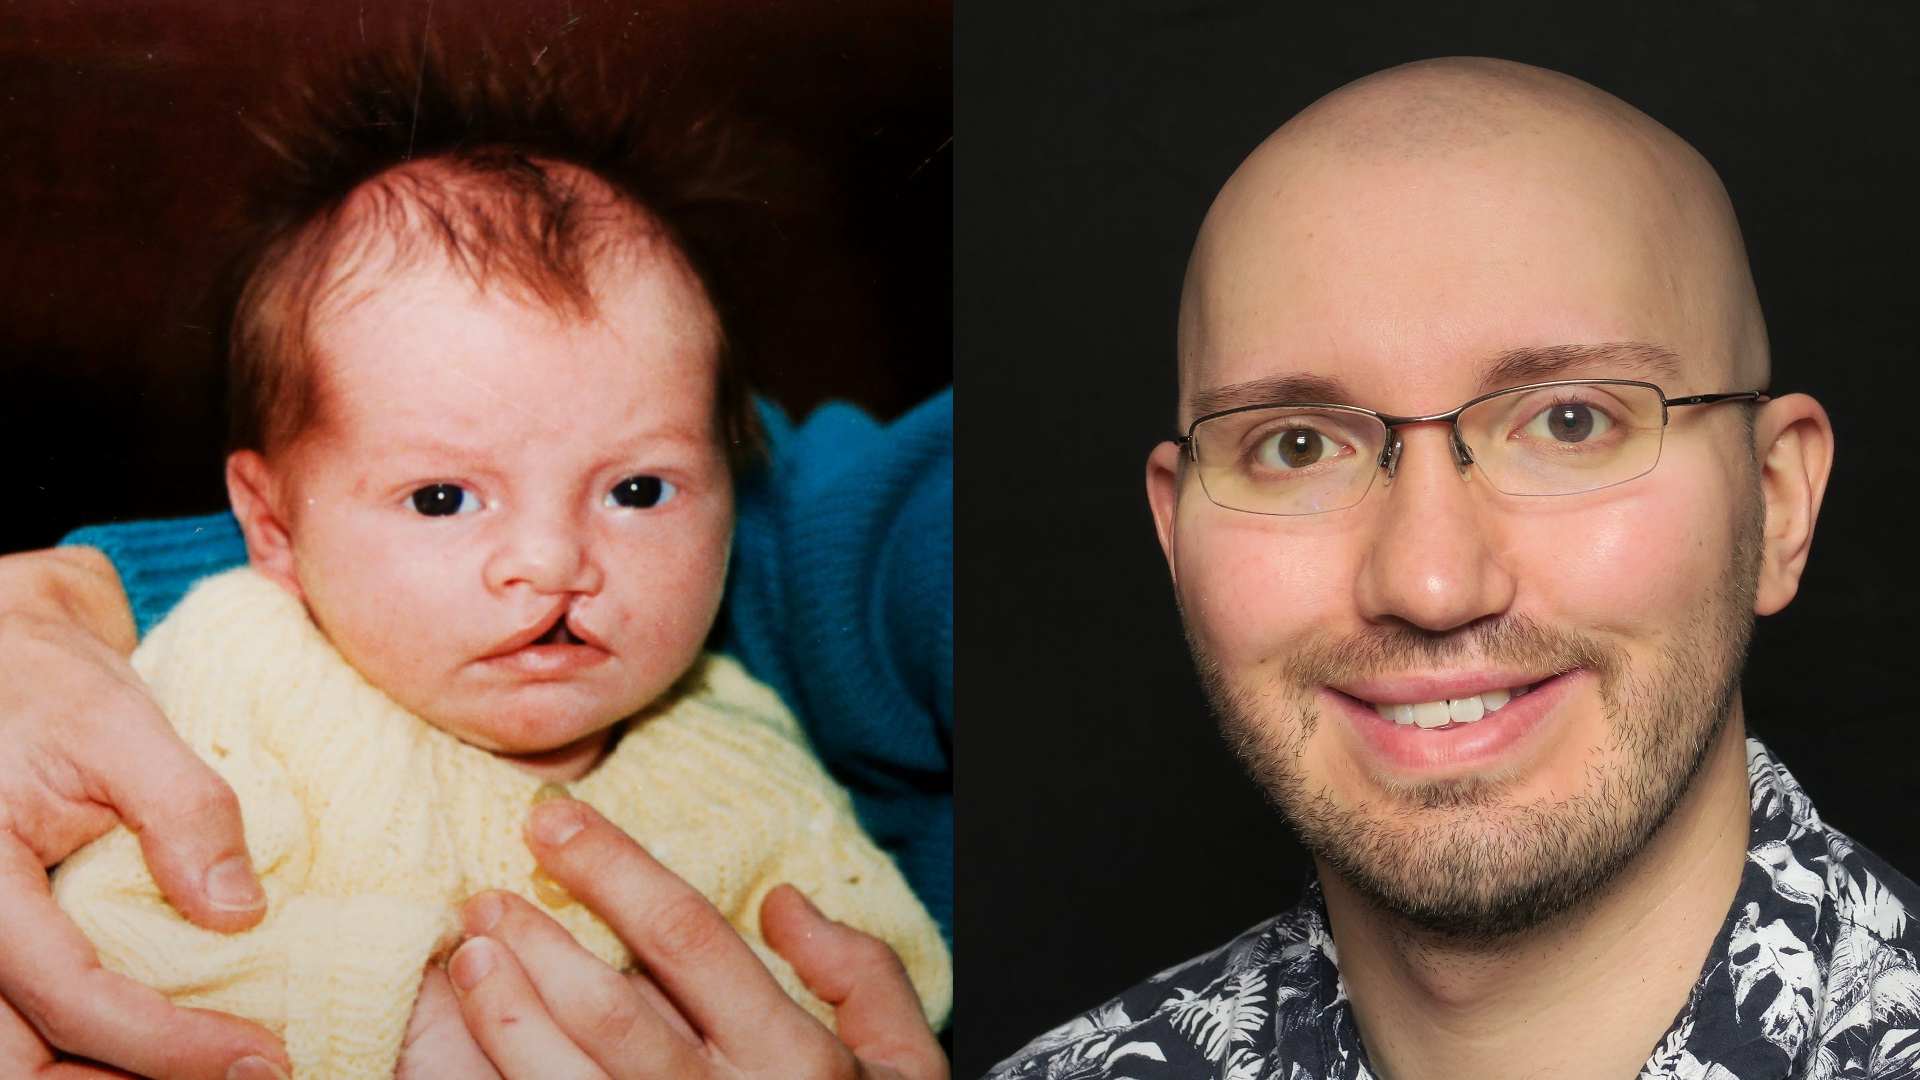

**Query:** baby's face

left=262, top=250, right=731, bottom=775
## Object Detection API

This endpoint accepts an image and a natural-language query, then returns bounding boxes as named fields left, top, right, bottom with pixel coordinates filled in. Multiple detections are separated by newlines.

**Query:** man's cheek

left=1176, top=523, right=1346, bottom=664
left=1513, top=491, right=1714, bottom=630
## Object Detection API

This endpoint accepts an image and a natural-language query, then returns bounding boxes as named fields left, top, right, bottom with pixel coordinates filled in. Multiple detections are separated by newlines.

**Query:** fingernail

left=450, top=937, right=497, bottom=992
left=529, top=801, right=584, bottom=847
left=227, top=1055, right=290, bottom=1080
left=530, top=867, right=574, bottom=909
left=206, top=855, right=265, bottom=912
left=465, top=891, right=504, bottom=934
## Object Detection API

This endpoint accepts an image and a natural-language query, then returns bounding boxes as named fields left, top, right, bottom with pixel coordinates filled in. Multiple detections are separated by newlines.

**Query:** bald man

left=989, top=58, right=1916, bottom=1080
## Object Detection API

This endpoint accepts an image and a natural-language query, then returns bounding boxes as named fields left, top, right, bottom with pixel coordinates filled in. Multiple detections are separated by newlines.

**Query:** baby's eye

left=410, top=484, right=479, bottom=517
left=605, top=475, right=677, bottom=509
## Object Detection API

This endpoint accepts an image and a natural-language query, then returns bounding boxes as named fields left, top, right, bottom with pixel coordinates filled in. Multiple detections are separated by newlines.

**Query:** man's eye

left=1254, top=428, right=1339, bottom=470
left=1525, top=401, right=1614, bottom=444
left=605, top=475, right=677, bottom=509
left=410, top=484, right=479, bottom=516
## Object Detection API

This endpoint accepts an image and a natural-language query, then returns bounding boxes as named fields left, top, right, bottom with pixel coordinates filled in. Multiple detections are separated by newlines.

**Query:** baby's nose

left=483, top=522, right=603, bottom=595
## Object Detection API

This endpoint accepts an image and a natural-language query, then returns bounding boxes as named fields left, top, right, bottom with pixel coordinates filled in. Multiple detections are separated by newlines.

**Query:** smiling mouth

left=1360, top=679, right=1552, bottom=730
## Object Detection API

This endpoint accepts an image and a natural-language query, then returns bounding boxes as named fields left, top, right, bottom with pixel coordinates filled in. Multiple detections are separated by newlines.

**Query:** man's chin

left=1300, top=798, right=1641, bottom=942
left=1274, top=701, right=1730, bottom=944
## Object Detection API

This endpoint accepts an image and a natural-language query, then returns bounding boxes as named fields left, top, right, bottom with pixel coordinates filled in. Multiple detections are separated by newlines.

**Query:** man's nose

left=482, top=512, right=605, bottom=596
left=1352, top=424, right=1516, bottom=632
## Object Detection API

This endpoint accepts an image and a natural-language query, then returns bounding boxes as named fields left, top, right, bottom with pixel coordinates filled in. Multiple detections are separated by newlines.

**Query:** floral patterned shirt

left=987, top=740, right=1920, bottom=1079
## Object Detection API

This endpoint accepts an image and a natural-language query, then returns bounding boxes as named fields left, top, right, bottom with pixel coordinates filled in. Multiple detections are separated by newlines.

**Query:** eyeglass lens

left=1190, top=382, right=1667, bottom=515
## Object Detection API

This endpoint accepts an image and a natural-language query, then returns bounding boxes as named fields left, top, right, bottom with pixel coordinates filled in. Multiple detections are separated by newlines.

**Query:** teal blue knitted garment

left=63, top=390, right=954, bottom=942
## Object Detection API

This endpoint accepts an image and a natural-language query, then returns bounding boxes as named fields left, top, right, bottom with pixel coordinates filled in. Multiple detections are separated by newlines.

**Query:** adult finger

left=462, top=891, right=706, bottom=1077
left=524, top=799, right=809, bottom=1066
left=0, top=992, right=134, bottom=1079
left=397, top=966, right=500, bottom=1080
left=761, top=885, right=947, bottom=1080
left=77, top=689, right=266, bottom=934
left=0, top=836, right=288, bottom=1080
left=446, top=935, right=609, bottom=1080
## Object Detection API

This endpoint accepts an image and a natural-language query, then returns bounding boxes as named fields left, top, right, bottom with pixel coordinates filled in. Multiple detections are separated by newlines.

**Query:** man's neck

left=1322, top=717, right=1752, bottom=1080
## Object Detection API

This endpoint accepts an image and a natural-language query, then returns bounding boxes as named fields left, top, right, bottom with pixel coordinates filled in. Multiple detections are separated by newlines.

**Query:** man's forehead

left=1186, top=342, right=1686, bottom=419
left=1174, top=59, right=1768, bottom=420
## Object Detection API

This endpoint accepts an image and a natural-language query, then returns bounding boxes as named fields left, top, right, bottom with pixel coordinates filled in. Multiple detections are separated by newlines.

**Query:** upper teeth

left=1373, top=685, right=1529, bottom=728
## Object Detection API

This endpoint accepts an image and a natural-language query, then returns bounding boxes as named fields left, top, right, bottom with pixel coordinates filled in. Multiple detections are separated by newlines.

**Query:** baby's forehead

left=310, top=157, right=690, bottom=323
left=301, top=244, right=722, bottom=440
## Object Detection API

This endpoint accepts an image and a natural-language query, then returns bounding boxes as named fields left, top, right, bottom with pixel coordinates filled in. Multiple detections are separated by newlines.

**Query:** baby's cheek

left=608, top=533, right=728, bottom=654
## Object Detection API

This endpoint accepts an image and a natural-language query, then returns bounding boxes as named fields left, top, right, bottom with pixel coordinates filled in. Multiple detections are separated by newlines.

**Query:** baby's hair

left=222, top=37, right=768, bottom=471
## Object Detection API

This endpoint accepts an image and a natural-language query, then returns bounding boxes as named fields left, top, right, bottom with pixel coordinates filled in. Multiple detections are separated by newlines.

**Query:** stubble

left=1188, top=482, right=1765, bottom=943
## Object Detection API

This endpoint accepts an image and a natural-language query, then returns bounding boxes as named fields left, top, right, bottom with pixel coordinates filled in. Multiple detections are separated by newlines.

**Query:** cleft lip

left=1332, top=669, right=1566, bottom=707
left=483, top=604, right=595, bottom=659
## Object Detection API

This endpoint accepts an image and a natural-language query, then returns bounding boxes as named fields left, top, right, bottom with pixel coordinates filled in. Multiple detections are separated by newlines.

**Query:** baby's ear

left=226, top=450, right=303, bottom=600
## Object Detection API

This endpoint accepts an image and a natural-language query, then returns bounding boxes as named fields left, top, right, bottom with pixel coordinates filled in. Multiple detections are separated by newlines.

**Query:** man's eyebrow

left=1478, top=342, right=1684, bottom=388
left=1187, top=373, right=1357, bottom=418
left=1185, top=342, right=1687, bottom=422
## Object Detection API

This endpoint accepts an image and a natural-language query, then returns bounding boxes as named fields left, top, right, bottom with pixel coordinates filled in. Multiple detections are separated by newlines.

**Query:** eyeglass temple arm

left=1664, top=391, right=1771, bottom=408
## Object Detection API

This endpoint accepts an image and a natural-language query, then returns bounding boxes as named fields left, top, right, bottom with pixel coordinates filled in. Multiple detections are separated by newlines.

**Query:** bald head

left=1177, top=58, right=1767, bottom=423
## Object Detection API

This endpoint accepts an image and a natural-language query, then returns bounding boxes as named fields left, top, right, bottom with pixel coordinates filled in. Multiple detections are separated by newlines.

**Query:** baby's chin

left=414, top=694, right=640, bottom=780
left=486, top=732, right=616, bottom=781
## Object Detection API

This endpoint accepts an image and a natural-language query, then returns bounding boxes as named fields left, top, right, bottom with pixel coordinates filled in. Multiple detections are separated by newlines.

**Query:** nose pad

left=1377, top=426, right=1476, bottom=485
left=1450, top=428, right=1476, bottom=469
left=1378, top=435, right=1404, bottom=481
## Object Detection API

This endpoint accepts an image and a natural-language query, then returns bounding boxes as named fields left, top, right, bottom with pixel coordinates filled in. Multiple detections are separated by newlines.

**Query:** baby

left=50, top=119, right=949, bottom=1077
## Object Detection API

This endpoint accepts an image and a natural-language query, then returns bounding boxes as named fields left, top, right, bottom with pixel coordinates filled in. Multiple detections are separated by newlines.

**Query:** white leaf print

left=1865, top=1028, right=1920, bottom=1077
left=1728, top=901, right=1818, bottom=1054
left=1639, top=1016, right=1706, bottom=1079
left=1872, top=967, right=1920, bottom=1027
left=1101, top=1040, right=1166, bottom=1069
left=1750, top=839, right=1824, bottom=910
left=1220, top=1048, right=1262, bottom=1080
left=1844, top=866, right=1915, bottom=944
left=1169, top=969, right=1270, bottom=1061
left=1748, top=746, right=1817, bottom=840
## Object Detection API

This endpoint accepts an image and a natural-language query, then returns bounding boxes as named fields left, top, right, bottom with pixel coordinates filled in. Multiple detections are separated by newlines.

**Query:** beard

left=1188, top=485, right=1766, bottom=944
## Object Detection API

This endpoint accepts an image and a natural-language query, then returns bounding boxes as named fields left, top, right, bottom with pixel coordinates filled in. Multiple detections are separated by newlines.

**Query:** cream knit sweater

left=52, top=568, right=951, bottom=1078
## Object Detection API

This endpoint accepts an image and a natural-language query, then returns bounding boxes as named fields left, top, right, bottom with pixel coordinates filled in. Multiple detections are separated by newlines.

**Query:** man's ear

left=1750, top=393, right=1834, bottom=616
left=1145, top=440, right=1185, bottom=588
left=226, top=450, right=304, bottom=600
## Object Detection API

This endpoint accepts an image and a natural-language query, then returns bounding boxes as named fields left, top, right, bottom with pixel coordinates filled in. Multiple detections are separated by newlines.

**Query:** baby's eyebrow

left=599, top=426, right=716, bottom=457
left=379, top=435, right=490, bottom=460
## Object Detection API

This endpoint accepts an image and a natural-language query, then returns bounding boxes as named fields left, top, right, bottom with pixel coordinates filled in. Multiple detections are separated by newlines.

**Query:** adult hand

left=397, top=966, right=500, bottom=1079
left=0, top=548, right=290, bottom=1079
left=446, top=798, right=948, bottom=1080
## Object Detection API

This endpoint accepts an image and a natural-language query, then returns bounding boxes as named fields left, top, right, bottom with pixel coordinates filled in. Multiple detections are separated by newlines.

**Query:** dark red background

left=1, top=0, right=951, bottom=552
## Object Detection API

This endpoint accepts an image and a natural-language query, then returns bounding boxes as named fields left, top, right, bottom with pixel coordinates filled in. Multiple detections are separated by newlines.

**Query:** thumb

left=96, top=725, right=265, bottom=932
left=760, top=885, right=947, bottom=1080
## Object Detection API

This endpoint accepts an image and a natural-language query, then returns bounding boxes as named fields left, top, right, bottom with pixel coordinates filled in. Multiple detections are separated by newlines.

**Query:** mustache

left=1282, top=613, right=1627, bottom=690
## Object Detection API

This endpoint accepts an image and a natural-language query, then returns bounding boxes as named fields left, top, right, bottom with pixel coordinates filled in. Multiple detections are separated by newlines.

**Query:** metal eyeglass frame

left=1174, top=378, right=1770, bottom=511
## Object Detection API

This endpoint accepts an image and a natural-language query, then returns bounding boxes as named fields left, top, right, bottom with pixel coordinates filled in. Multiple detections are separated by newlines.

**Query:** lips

left=482, top=606, right=607, bottom=661
left=1329, top=669, right=1584, bottom=774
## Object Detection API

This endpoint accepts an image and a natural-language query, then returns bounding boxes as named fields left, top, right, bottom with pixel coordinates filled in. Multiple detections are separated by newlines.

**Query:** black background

left=956, top=3, right=1920, bottom=1075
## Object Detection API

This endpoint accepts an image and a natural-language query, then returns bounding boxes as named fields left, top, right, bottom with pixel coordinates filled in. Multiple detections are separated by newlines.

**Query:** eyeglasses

left=1175, top=379, right=1769, bottom=516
